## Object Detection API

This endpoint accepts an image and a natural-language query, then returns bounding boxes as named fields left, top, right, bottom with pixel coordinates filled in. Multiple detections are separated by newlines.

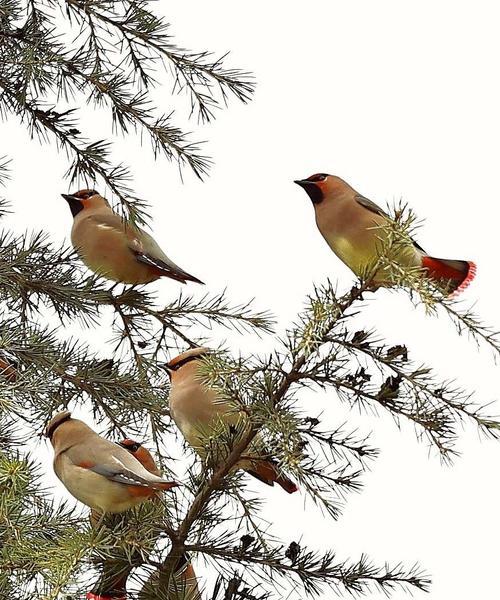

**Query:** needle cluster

left=0, top=0, right=254, bottom=223
left=1, top=5, right=499, bottom=600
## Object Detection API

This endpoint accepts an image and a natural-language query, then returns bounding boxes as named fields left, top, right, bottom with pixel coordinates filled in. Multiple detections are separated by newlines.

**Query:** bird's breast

left=170, top=380, right=241, bottom=453
left=71, top=218, right=156, bottom=284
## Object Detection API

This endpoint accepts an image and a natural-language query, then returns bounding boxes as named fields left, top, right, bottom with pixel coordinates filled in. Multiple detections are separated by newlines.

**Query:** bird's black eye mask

left=118, top=440, right=141, bottom=452
left=61, top=190, right=99, bottom=217
left=167, top=354, right=203, bottom=372
left=46, top=413, right=72, bottom=440
left=307, top=173, right=328, bottom=182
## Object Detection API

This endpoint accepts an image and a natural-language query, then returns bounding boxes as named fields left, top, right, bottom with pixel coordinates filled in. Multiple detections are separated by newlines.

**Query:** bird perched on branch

left=166, top=348, right=298, bottom=494
left=294, top=174, right=476, bottom=295
left=62, top=189, right=204, bottom=285
left=45, top=411, right=178, bottom=515
left=119, top=439, right=202, bottom=600
left=87, top=438, right=200, bottom=600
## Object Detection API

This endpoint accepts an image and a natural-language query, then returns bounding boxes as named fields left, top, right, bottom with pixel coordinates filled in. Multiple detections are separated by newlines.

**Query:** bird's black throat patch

left=62, top=194, right=84, bottom=217
left=294, top=180, right=324, bottom=204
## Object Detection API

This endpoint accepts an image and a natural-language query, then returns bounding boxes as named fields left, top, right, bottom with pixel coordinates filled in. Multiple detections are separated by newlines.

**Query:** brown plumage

left=294, top=173, right=476, bottom=295
left=118, top=438, right=161, bottom=476
left=166, top=348, right=298, bottom=494
left=120, top=439, right=202, bottom=600
left=45, top=411, right=178, bottom=514
left=87, top=438, right=201, bottom=600
left=62, top=189, right=203, bottom=285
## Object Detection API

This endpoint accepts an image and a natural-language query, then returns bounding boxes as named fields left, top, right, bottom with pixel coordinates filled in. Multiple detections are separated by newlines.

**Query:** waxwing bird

left=166, top=348, right=298, bottom=494
left=118, top=438, right=202, bottom=600
left=294, top=174, right=476, bottom=295
left=45, top=411, right=178, bottom=514
left=61, top=189, right=204, bottom=285
left=87, top=438, right=201, bottom=600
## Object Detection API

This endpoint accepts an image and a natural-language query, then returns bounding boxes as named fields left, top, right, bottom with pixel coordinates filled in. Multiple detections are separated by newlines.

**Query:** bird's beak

left=61, top=193, right=84, bottom=217
left=163, top=364, right=173, bottom=378
left=293, top=179, right=323, bottom=204
left=294, top=179, right=316, bottom=190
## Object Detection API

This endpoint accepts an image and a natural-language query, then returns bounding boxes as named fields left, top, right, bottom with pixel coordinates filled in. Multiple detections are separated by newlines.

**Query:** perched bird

left=118, top=438, right=161, bottom=476
left=45, top=411, right=178, bottom=514
left=61, top=189, right=203, bottom=285
left=87, top=438, right=200, bottom=600
left=166, top=348, right=298, bottom=494
left=118, top=438, right=202, bottom=600
left=294, top=174, right=476, bottom=295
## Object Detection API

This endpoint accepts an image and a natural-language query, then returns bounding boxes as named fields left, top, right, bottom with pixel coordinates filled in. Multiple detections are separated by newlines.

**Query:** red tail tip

left=278, top=477, right=299, bottom=494
left=450, top=261, right=477, bottom=298
left=158, top=480, right=180, bottom=491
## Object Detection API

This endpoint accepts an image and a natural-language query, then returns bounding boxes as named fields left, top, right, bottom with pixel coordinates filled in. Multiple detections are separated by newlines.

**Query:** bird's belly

left=170, top=383, right=243, bottom=458
left=57, top=462, right=141, bottom=513
left=71, top=225, right=156, bottom=284
left=320, top=224, right=419, bottom=282
left=324, top=232, right=379, bottom=276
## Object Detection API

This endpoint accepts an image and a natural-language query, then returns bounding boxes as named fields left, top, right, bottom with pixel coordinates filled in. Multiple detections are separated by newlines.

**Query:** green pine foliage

left=1, top=2, right=499, bottom=599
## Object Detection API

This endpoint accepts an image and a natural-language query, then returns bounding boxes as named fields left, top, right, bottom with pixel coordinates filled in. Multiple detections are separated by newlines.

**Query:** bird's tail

left=153, top=480, right=180, bottom=491
left=421, top=256, right=476, bottom=296
left=247, top=461, right=298, bottom=494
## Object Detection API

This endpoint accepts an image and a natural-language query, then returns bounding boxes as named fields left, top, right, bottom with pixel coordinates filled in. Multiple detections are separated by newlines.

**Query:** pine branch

left=64, top=0, right=255, bottom=122
left=185, top=543, right=431, bottom=597
left=0, top=0, right=254, bottom=220
left=329, top=330, right=500, bottom=443
left=144, top=284, right=370, bottom=593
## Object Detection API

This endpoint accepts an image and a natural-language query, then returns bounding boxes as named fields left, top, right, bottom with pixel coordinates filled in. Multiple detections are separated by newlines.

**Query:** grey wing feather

left=87, top=214, right=203, bottom=283
left=133, top=230, right=204, bottom=284
left=354, top=194, right=390, bottom=218
left=88, top=462, right=152, bottom=487
left=87, top=212, right=126, bottom=232
left=355, top=194, right=427, bottom=254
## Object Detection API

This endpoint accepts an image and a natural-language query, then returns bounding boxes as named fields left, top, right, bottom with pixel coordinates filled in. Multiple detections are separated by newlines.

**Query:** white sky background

left=3, top=1, right=500, bottom=598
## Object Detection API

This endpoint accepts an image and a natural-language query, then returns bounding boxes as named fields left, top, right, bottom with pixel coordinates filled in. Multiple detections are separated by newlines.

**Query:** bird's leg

left=92, top=510, right=107, bottom=531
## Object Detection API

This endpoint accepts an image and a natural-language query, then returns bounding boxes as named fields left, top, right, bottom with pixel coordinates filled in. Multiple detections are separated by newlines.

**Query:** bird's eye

left=131, top=443, right=140, bottom=452
left=308, top=173, right=328, bottom=182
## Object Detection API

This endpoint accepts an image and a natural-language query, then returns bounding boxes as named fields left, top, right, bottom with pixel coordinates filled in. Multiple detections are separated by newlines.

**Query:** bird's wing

left=87, top=212, right=129, bottom=235
left=86, top=456, right=175, bottom=489
left=354, top=194, right=390, bottom=218
left=86, top=213, right=203, bottom=283
left=354, top=194, right=426, bottom=254
left=87, top=460, right=153, bottom=487
left=133, top=229, right=204, bottom=284
left=68, top=438, right=173, bottom=488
